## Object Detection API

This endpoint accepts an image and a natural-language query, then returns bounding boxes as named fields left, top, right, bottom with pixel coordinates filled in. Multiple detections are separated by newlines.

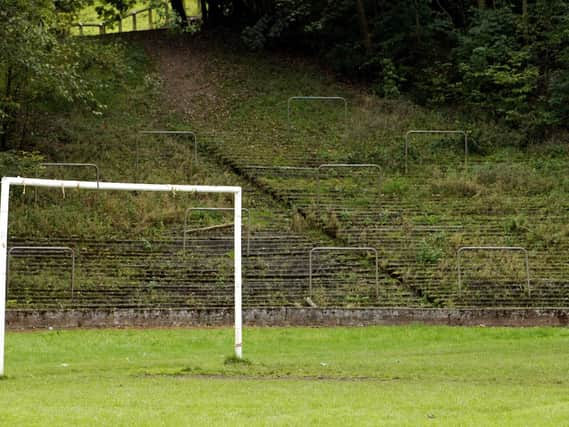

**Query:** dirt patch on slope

left=138, top=31, right=224, bottom=123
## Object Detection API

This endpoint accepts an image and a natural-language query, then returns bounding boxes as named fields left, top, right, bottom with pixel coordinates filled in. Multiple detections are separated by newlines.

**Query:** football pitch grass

left=1, top=325, right=568, bottom=426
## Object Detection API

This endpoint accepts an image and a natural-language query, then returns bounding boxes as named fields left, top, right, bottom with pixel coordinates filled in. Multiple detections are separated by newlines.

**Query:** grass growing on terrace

left=1, top=325, right=568, bottom=425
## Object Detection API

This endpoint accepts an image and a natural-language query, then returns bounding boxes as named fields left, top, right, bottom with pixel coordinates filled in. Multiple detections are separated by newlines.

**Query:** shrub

left=0, top=150, right=44, bottom=177
left=431, top=177, right=482, bottom=198
left=416, top=239, right=443, bottom=264
left=382, top=177, right=409, bottom=196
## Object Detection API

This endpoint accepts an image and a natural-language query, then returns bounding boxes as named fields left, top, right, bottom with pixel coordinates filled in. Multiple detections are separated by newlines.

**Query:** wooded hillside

left=1, top=0, right=568, bottom=148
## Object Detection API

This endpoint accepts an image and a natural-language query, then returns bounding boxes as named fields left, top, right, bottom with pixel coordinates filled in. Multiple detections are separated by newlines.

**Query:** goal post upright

left=0, top=178, right=10, bottom=377
left=0, top=177, right=244, bottom=376
left=234, top=188, right=242, bottom=359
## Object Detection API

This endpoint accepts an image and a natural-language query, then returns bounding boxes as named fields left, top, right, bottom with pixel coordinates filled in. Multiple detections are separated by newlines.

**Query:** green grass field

left=1, top=326, right=568, bottom=425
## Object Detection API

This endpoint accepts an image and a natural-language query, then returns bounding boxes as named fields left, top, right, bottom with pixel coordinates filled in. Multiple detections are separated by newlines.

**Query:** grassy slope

left=8, top=37, right=272, bottom=239
left=7, top=41, right=170, bottom=238
left=178, top=35, right=569, bottom=306
left=15, top=29, right=567, bottom=245
left=1, top=326, right=569, bottom=425
left=8, top=29, right=569, bottom=308
left=8, top=32, right=347, bottom=310
left=195, top=36, right=569, bottom=200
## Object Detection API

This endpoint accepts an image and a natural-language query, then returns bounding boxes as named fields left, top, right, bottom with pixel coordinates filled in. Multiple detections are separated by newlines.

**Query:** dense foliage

left=237, top=0, right=569, bottom=140
left=0, top=0, right=133, bottom=150
left=95, top=0, right=566, bottom=140
left=2, top=0, right=568, bottom=145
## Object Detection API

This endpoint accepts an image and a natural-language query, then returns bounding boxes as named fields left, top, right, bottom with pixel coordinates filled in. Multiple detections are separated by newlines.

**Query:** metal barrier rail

left=40, top=163, right=100, bottom=188
left=457, top=246, right=530, bottom=297
left=316, top=164, right=381, bottom=208
left=287, top=96, right=348, bottom=139
left=184, top=207, right=251, bottom=255
left=404, top=130, right=468, bottom=174
left=309, top=246, right=379, bottom=299
left=243, top=166, right=316, bottom=171
left=7, top=246, right=76, bottom=301
left=138, top=131, right=198, bottom=180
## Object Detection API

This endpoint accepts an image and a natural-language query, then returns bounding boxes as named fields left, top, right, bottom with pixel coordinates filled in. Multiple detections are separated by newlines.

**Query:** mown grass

left=1, top=326, right=568, bottom=425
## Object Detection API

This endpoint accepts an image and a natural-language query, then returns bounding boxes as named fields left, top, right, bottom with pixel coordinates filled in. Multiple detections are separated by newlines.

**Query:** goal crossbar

left=0, top=177, right=244, bottom=376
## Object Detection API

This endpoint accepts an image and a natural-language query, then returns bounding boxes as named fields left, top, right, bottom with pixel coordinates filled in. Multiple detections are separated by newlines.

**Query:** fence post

left=132, top=13, right=137, bottom=31
left=148, top=8, right=153, bottom=28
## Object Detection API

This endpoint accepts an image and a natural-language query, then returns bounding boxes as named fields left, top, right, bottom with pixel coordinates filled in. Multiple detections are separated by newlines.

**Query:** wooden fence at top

left=72, top=2, right=199, bottom=36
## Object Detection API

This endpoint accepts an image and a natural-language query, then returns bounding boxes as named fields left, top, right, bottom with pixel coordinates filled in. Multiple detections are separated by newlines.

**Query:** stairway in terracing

left=8, top=130, right=569, bottom=310
left=197, top=132, right=569, bottom=309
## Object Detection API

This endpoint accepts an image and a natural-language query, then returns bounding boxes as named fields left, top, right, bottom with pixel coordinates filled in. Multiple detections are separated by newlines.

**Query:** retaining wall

left=6, top=307, right=569, bottom=329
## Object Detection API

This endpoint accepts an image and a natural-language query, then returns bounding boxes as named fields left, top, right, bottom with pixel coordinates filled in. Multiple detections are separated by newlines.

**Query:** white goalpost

left=0, top=177, right=243, bottom=376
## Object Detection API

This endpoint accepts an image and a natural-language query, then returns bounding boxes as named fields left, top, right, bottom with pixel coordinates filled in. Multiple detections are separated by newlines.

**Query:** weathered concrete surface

left=6, top=307, right=569, bottom=329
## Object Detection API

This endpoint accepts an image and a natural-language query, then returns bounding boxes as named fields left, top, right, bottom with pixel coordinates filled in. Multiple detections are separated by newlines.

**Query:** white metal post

left=0, top=177, right=243, bottom=375
left=234, top=189, right=243, bottom=358
left=0, top=178, right=10, bottom=376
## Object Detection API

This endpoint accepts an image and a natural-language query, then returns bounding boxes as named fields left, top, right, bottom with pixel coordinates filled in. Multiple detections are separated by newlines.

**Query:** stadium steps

left=10, top=131, right=569, bottom=310
left=198, top=134, right=569, bottom=308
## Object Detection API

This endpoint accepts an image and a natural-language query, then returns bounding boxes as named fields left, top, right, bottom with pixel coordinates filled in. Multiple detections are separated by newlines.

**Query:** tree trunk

left=355, top=0, right=372, bottom=52
left=233, top=0, right=257, bottom=23
left=414, top=0, right=421, bottom=44
left=0, top=118, right=7, bottom=151
left=522, top=0, right=528, bottom=42
left=458, top=0, right=468, bottom=27
left=1, top=67, right=14, bottom=151
left=170, top=0, right=188, bottom=27
left=208, top=0, right=225, bottom=27
left=198, top=0, right=206, bottom=23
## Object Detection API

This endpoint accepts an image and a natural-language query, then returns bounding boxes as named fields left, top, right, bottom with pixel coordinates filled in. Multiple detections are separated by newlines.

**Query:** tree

left=355, top=0, right=372, bottom=52
left=0, top=0, right=131, bottom=150
left=0, top=0, right=62, bottom=149
left=170, top=0, right=188, bottom=26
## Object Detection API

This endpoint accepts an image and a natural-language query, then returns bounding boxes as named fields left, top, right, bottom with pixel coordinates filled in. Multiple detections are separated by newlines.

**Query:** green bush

left=239, top=0, right=569, bottom=140
left=416, top=239, right=443, bottom=264
left=0, top=0, right=134, bottom=150
left=431, top=177, right=482, bottom=198
left=0, top=150, right=44, bottom=177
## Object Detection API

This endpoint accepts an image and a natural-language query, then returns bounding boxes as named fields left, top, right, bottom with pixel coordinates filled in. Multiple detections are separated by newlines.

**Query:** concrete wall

left=6, top=307, right=569, bottom=329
